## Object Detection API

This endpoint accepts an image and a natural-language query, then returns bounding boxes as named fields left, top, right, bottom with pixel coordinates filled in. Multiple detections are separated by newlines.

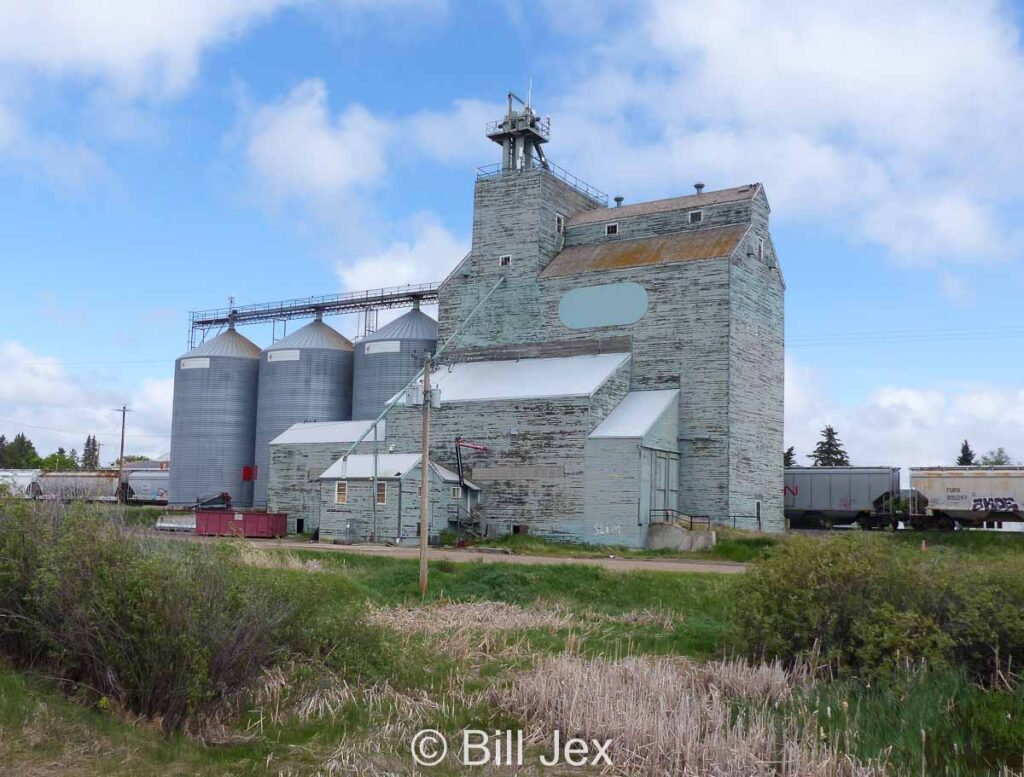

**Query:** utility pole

left=419, top=354, right=432, bottom=597
left=112, top=405, right=131, bottom=502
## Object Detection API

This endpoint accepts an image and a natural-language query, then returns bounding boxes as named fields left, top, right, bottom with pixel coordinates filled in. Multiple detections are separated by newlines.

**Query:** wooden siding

left=727, top=189, right=785, bottom=530
left=318, top=465, right=456, bottom=544
left=268, top=440, right=380, bottom=533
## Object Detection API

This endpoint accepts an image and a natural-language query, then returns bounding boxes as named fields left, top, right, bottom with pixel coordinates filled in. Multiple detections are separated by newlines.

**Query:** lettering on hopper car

left=970, top=497, right=1020, bottom=512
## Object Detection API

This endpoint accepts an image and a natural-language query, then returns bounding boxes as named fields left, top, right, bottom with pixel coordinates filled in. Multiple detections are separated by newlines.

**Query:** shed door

left=650, top=452, right=679, bottom=513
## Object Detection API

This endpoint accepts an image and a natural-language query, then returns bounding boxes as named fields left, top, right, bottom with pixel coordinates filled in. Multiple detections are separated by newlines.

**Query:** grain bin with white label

left=252, top=314, right=354, bottom=507
left=169, top=325, right=261, bottom=506
left=351, top=302, right=437, bottom=419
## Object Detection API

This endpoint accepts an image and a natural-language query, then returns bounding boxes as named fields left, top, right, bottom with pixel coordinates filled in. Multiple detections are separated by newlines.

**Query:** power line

left=0, top=418, right=170, bottom=439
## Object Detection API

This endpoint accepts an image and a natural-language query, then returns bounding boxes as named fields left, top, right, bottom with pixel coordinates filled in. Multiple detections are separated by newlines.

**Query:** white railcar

left=909, top=467, right=1024, bottom=530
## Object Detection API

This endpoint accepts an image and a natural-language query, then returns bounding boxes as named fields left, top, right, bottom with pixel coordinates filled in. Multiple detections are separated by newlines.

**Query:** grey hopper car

left=784, top=467, right=900, bottom=529
left=127, top=469, right=169, bottom=504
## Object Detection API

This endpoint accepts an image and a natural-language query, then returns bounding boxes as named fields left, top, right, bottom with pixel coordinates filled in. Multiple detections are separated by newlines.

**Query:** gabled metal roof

left=364, top=308, right=437, bottom=342
left=589, top=390, right=679, bottom=439
left=540, top=224, right=748, bottom=279
left=271, top=419, right=386, bottom=445
left=407, top=352, right=631, bottom=403
left=179, top=328, right=261, bottom=360
left=266, top=319, right=353, bottom=352
left=568, top=184, right=761, bottom=226
left=318, top=454, right=479, bottom=489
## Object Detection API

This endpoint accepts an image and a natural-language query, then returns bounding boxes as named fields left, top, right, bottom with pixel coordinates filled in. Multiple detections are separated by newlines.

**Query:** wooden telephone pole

left=419, top=355, right=432, bottom=597
left=112, top=405, right=131, bottom=502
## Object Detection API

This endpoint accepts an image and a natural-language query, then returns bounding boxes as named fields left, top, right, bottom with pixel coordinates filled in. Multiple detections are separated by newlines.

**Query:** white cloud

left=335, top=214, right=468, bottom=291
left=0, top=0, right=287, bottom=98
left=0, top=0, right=447, bottom=188
left=0, top=0, right=448, bottom=98
left=786, top=357, right=1024, bottom=477
left=539, top=0, right=1024, bottom=266
left=0, top=341, right=172, bottom=461
left=243, top=79, right=391, bottom=205
left=405, top=98, right=502, bottom=166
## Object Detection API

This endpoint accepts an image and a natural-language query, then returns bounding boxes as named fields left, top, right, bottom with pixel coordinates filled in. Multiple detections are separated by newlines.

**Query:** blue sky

left=1, top=0, right=1023, bottom=470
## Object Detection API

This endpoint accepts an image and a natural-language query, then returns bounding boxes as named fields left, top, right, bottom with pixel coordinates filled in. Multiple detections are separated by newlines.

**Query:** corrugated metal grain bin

left=195, top=510, right=287, bottom=538
left=169, top=326, right=261, bottom=507
left=253, top=316, right=354, bottom=507
left=352, top=303, right=437, bottom=420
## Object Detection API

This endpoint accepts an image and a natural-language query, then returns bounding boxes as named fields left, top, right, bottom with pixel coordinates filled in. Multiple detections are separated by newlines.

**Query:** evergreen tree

left=0, top=435, right=7, bottom=467
left=957, top=439, right=976, bottom=466
left=68, top=448, right=79, bottom=466
left=808, top=425, right=850, bottom=466
left=81, top=435, right=100, bottom=470
left=5, top=433, right=41, bottom=468
left=783, top=446, right=796, bottom=467
left=980, top=447, right=1012, bottom=465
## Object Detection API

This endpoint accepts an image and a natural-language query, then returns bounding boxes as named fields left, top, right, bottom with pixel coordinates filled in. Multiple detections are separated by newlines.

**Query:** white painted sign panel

left=364, top=340, right=401, bottom=354
left=267, top=349, right=301, bottom=362
left=180, top=357, right=210, bottom=369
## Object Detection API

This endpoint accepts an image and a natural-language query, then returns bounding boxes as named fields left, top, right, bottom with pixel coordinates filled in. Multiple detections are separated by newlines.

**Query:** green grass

left=890, top=528, right=1024, bottom=556
left=469, top=527, right=780, bottom=563
left=287, top=550, right=737, bottom=658
left=3, top=528, right=1023, bottom=776
left=805, top=669, right=1024, bottom=774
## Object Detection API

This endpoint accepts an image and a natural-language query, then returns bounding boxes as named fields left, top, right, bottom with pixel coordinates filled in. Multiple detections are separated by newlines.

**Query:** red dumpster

left=194, top=511, right=287, bottom=538
left=244, top=512, right=287, bottom=539
left=195, top=510, right=244, bottom=537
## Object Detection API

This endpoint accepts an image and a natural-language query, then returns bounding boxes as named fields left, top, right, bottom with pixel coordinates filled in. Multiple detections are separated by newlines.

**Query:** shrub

left=0, top=501, right=386, bottom=732
left=735, top=534, right=1024, bottom=680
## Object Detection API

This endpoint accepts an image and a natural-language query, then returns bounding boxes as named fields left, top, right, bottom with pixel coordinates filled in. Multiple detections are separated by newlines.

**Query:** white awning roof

left=271, top=419, right=385, bottom=445
left=403, top=352, right=630, bottom=403
left=320, top=453, right=421, bottom=480
left=589, top=389, right=679, bottom=439
left=319, top=454, right=480, bottom=490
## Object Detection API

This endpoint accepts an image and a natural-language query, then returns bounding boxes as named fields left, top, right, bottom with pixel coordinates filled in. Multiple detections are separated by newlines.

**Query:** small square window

left=689, top=210, right=703, bottom=224
left=450, top=485, right=461, bottom=499
left=335, top=481, right=347, bottom=504
left=376, top=481, right=387, bottom=505
left=498, top=255, right=512, bottom=267
left=555, top=214, right=565, bottom=234
left=605, top=223, right=619, bottom=236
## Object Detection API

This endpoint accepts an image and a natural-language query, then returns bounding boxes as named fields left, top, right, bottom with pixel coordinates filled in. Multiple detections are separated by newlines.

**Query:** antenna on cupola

left=486, top=90, right=550, bottom=173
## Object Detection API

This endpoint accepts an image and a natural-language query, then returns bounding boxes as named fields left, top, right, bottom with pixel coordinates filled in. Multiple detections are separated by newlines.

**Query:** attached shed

left=583, top=389, right=680, bottom=546
left=317, top=454, right=480, bottom=544
left=268, top=419, right=386, bottom=534
left=383, top=369, right=683, bottom=548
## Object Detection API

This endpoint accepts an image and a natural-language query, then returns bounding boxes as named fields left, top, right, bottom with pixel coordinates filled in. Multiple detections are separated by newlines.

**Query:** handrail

left=649, top=509, right=712, bottom=532
left=476, top=158, right=608, bottom=206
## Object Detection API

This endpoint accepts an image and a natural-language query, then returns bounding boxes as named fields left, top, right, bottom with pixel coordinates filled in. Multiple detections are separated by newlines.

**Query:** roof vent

left=694, top=182, right=705, bottom=194
left=614, top=195, right=624, bottom=207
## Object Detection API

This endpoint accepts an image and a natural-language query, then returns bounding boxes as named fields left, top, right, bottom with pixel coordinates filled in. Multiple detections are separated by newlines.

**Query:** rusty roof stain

left=540, top=224, right=749, bottom=279
left=568, top=184, right=761, bottom=227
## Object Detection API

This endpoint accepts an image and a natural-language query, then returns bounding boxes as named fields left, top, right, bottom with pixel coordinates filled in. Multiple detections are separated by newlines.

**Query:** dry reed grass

left=236, top=545, right=323, bottom=572
left=491, top=654, right=883, bottom=776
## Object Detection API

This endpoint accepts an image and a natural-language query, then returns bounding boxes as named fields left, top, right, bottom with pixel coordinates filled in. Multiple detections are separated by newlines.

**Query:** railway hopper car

left=909, top=467, right=1024, bottom=530
left=784, top=466, right=901, bottom=529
